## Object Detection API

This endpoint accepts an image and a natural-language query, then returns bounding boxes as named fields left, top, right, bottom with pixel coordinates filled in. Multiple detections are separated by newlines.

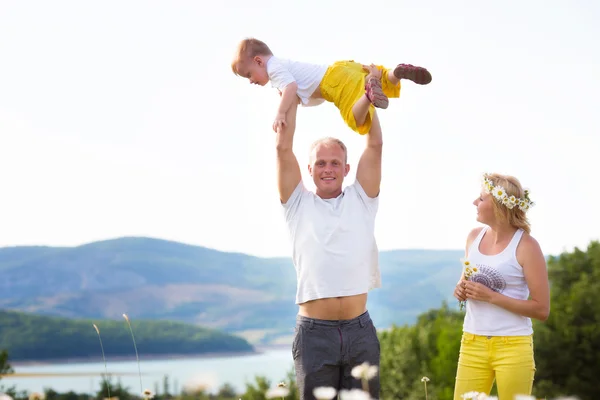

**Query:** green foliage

left=0, top=350, right=14, bottom=378
left=377, top=240, right=600, bottom=400
left=3, top=240, right=598, bottom=400
left=94, top=376, right=134, bottom=400
left=379, top=302, right=463, bottom=400
left=531, top=240, right=600, bottom=400
left=0, top=349, right=15, bottom=394
left=240, top=376, right=270, bottom=400
left=0, top=310, right=253, bottom=361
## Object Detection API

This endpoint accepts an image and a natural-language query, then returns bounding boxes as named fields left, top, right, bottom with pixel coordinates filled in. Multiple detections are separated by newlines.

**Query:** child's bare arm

left=273, top=82, right=299, bottom=132
left=269, top=59, right=299, bottom=132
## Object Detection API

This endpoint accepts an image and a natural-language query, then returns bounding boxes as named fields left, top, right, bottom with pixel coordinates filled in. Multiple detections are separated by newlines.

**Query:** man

left=276, top=67, right=384, bottom=400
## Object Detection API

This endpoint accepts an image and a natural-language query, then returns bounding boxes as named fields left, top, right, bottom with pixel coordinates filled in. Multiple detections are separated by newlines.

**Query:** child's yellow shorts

left=319, top=60, right=400, bottom=134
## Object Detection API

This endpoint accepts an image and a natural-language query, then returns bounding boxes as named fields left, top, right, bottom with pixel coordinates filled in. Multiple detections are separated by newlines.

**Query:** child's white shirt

left=267, top=56, right=328, bottom=107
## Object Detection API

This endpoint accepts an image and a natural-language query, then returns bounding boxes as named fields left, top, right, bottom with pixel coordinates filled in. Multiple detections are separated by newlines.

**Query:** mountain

left=0, top=237, right=464, bottom=344
left=0, top=309, right=254, bottom=362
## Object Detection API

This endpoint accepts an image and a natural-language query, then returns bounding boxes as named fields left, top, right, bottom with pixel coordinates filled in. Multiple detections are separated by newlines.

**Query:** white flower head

left=514, top=396, right=535, bottom=400
left=265, top=386, right=290, bottom=399
left=142, top=389, right=154, bottom=399
left=350, top=361, right=378, bottom=381
left=461, top=392, right=481, bottom=400
left=339, top=388, right=371, bottom=400
left=1, top=394, right=15, bottom=400
left=313, top=386, right=337, bottom=400
left=502, top=195, right=514, bottom=208
left=481, top=173, right=535, bottom=213
left=421, top=376, right=430, bottom=383
left=493, top=185, right=507, bottom=200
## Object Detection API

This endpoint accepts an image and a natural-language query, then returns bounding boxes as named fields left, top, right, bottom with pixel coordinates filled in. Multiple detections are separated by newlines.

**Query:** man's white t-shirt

left=282, top=180, right=381, bottom=304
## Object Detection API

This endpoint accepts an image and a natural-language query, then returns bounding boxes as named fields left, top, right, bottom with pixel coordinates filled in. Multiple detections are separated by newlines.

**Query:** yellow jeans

left=319, top=60, right=400, bottom=134
left=454, top=333, right=536, bottom=400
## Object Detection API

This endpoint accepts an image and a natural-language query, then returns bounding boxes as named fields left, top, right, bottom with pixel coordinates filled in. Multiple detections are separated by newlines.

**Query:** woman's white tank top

left=463, top=227, right=533, bottom=336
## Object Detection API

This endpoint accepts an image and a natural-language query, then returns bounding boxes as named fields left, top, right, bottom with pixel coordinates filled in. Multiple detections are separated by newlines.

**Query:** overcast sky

left=1, top=0, right=598, bottom=258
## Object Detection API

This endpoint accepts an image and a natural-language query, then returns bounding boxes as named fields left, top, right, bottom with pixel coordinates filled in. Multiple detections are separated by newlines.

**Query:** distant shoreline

left=10, top=348, right=268, bottom=367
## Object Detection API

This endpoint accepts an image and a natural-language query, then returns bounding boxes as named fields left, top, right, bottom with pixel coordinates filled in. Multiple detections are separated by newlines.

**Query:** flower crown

left=482, top=174, right=535, bottom=212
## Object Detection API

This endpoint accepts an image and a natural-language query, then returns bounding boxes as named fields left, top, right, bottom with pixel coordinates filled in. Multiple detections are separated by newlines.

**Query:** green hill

left=0, top=237, right=465, bottom=344
left=0, top=309, right=254, bottom=362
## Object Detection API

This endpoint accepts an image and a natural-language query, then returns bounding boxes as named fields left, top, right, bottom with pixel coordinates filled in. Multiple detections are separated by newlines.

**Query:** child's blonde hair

left=231, top=38, right=273, bottom=76
left=484, top=173, right=532, bottom=234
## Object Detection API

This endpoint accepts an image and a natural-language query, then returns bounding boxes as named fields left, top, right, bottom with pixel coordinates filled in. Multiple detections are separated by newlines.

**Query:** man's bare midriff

left=298, top=293, right=367, bottom=320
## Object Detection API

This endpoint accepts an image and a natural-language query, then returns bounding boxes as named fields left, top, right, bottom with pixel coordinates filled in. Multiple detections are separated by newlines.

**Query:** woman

left=453, top=173, right=550, bottom=400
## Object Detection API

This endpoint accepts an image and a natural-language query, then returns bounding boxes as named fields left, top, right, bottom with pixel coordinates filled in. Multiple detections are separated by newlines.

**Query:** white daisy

left=266, top=386, right=290, bottom=399
left=502, top=196, right=513, bottom=208
left=339, top=389, right=370, bottom=400
left=351, top=362, right=378, bottom=381
left=142, top=390, right=154, bottom=400
left=313, top=387, right=337, bottom=400
left=492, top=185, right=506, bottom=200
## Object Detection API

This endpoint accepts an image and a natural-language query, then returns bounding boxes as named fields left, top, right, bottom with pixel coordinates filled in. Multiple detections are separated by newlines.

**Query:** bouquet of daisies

left=459, top=258, right=477, bottom=310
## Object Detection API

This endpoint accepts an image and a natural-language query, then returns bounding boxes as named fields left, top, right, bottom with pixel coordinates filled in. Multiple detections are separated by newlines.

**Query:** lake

left=2, top=347, right=294, bottom=395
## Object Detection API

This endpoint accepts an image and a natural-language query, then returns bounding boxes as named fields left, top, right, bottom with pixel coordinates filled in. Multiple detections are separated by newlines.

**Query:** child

left=231, top=37, right=432, bottom=134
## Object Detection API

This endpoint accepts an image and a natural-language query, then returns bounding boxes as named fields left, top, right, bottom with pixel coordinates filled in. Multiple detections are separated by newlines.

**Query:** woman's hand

left=454, top=280, right=467, bottom=302
left=464, top=281, right=496, bottom=303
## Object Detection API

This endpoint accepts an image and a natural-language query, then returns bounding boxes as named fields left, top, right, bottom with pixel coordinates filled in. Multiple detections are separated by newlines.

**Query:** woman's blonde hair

left=484, top=173, right=532, bottom=234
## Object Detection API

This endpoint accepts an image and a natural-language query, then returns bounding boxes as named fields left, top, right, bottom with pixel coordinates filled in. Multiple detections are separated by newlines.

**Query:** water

left=1, top=348, right=294, bottom=395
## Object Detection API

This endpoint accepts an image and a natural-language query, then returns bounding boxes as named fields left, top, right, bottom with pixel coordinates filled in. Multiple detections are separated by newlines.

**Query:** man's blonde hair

left=231, top=38, right=273, bottom=76
left=309, top=137, right=348, bottom=163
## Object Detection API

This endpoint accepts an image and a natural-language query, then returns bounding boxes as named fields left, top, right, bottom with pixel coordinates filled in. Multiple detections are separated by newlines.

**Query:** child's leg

left=353, top=67, right=387, bottom=127
left=319, top=61, right=376, bottom=135
left=390, top=64, right=432, bottom=85
left=349, top=63, right=432, bottom=129
left=351, top=95, right=373, bottom=128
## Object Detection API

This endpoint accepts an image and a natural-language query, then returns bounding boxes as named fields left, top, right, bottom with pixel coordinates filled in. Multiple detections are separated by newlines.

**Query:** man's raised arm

left=276, top=101, right=302, bottom=204
left=356, top=110, right=383, bottom=198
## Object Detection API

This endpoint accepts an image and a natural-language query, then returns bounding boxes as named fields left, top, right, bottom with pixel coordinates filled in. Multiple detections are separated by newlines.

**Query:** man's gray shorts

left=292, top=310, right=380, bottom=400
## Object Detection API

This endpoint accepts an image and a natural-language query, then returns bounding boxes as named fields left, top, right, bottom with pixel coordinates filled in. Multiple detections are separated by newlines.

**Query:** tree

left=532, top=241, right=600, bottom=400
left=378, top=302, right=463, bottom=400
left=96, top=376, right=133, bottom=400
left=215, top=383, right=237, bottom=400
left=0, top=350, right=14, bottom=378
left=0, top=350, right=15, bottom=395
left=240, top=376, right=270, bottom=400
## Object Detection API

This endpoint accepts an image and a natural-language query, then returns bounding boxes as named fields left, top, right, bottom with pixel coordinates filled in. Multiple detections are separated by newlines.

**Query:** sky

left=0, top=0, right=598, bottom=259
